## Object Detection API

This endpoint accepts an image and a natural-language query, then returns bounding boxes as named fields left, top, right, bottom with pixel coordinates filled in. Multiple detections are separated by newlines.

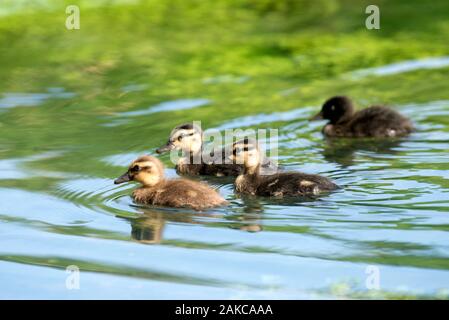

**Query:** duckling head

left=156, top=123, right=202, bottom=155
left=229, top=138, right=261, bottom=172
left=114, top=155, right=165, bottom=187
left=311, top=96, right=354, bottom=124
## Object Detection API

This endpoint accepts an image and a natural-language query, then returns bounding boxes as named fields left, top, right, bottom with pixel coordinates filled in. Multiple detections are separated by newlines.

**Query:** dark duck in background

left=311, top=96, right=414, bottom=138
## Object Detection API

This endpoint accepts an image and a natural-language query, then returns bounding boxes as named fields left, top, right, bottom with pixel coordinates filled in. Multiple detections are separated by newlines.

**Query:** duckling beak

left=310, top=111, right=323, bottom=121
left=114, top=172, right=132, bottom=184
left=155, top=142, right=175, bottom=154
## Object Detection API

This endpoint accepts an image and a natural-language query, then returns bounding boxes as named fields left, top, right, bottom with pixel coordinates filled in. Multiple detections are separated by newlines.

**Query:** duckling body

left=235, top=171, right=338, bottom=197
left=156, top=123, right=278, bottom=176
left=231, top=139, right=338, bottom=197
left=132, top=178, right=226, bottom=211
left=311, top=96, right=414, bottom=138
left=114, top=155, right=227, bottom=211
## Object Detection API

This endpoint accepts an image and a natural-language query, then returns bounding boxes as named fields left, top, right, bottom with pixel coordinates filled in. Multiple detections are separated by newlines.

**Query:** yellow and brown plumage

left=114, top=155, right=227, bottom=211
left=155, top=123, right=279, bottom=176
left=230, top=139, right=338, bottom=197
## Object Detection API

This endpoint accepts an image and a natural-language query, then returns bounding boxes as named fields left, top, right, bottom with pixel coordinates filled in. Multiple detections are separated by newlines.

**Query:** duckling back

left=323, top=106, right=414, bottom=138
left=348, top=106, right=414, bottom=137
left=237, top=172, right=338, bottom=197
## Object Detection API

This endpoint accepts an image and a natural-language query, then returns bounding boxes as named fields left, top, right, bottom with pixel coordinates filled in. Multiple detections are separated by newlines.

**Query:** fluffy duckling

left=114, top=155, right=227, bottom=211
left=156, top=123, right=278, bottom=176
left=310, top=96, right=414, bottom=138
left=229, top=139, right=338, bottom=197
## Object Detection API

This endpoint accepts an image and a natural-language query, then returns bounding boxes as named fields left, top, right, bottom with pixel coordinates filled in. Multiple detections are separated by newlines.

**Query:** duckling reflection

left=230, top=214, right=263, bottom=233
left=238, top=195, right=265, bottom=214
left=128, top=209, right=199, bottom=244
left=322, top=137, right=404, bottom=167
left=130, top=211, right=166, bottom=244
left=227, top=196, right=265, bottom=232
left=126, top=207, right=264, bottom=244
left=228, top=194, right=331, bottom=232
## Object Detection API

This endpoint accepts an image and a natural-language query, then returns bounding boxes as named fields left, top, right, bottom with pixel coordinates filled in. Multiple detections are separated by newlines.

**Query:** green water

left=1, top=0, right=449, bottom=299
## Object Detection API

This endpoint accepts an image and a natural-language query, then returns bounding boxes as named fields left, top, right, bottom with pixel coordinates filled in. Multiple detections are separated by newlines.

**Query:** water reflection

left=0, top=88, right=75, bottom=109
left=2, top=0, right=449, bottom=298
left=126, top=206, right=264, bottom=244
left=129, top=211, right=166, bottom=244
left=322, top=138, right=404, bottom=167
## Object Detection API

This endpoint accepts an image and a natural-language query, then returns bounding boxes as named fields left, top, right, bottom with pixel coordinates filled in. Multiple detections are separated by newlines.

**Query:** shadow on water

left=321, top=138, right=405, bottom=167
left=123, top=188, right=348, bottom=245
left=124, top=205, right=265, bottom=245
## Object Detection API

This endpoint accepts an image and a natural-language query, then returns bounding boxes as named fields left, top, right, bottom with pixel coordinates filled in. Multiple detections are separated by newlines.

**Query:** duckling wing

left=156, top=179, right=227, bottom=210
left=257, top=172, right=337, bottom=197
left=350, top=106, right=413, bottom=137
left=201, top=163, right=242, bottom=176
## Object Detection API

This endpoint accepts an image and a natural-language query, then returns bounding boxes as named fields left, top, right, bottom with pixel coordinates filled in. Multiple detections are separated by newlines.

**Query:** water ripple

left=0, top=88, right=75, bottom=109
left=348, top=56, right=449, bottom=79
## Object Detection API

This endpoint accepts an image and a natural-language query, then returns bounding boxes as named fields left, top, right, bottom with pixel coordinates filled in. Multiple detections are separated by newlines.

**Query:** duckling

left=114, top=155, right=227, bottom=211
left=155, top=123, right=278, bottom=176
left=229, top=139, right=338, bottom=197
left=310, top=96, right=414, bottom=138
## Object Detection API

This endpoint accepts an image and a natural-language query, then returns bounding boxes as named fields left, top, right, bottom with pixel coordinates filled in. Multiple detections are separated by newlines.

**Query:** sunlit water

left=1, top=92, right=448, bottom=299
left=1, top=1, right=449, bottom=299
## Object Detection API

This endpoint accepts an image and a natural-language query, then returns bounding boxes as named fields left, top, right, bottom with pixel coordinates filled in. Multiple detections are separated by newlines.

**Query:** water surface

left=1, top=0, right=449, bottom=299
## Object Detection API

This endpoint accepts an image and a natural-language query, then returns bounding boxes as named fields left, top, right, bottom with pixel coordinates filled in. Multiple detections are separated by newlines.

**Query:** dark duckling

left=229, top=139, right=338, bottom=197
left=114, top=155, right=227, bottom=211
left=310, top=96, right=414, bottom=138
left=156, top=123, right=279, bottom=176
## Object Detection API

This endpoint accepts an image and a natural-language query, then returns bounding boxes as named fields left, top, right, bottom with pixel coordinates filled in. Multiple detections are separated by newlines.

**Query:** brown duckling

left=155, top=123, right=278, bottom=176
left=310, top=96, right=414, bottom=138
left=114, top=155, right=227, bottom=211
left=229, top=139, right=338, bottom=197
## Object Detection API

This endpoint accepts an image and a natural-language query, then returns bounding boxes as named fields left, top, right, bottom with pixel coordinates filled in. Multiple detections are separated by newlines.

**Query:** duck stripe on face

left=171, top=129, right=197, bottom=141
left=132, top=161, right=153, bottom=169
left=177, top=123, right=194, bottom=130
left=131, top=156, right=165, bottom=177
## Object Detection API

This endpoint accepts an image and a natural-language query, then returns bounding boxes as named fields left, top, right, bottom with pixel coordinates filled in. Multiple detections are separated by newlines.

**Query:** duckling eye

left=177, top=135, right=183, bottom=142
left=130, top=165, right=140, bottom=172
left=331, top=105, right=335, bottom=111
